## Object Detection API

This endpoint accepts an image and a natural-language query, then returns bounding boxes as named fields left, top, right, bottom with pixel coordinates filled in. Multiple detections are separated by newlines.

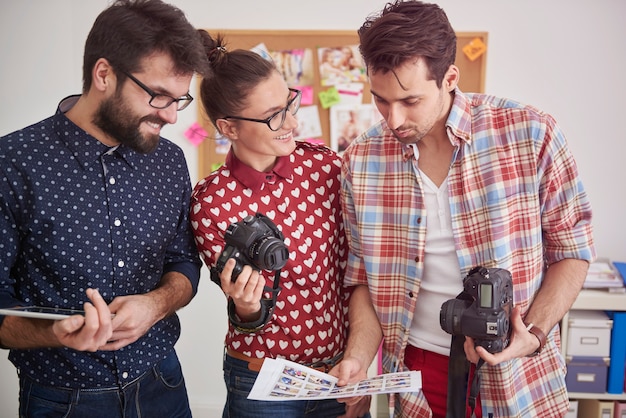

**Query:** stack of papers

left=583, top=259, right=625, bottom=292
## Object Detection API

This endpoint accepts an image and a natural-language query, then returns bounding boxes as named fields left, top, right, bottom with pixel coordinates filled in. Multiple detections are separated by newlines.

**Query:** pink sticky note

left=294, top=85, right=314, bottom=106
left=184, top=122, right=207, bottom=146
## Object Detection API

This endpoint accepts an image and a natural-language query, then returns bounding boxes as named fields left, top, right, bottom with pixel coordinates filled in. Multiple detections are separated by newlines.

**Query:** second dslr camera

left=213, top=213, right=289, bottom=283
left=439, top=266, right=513, bottom=354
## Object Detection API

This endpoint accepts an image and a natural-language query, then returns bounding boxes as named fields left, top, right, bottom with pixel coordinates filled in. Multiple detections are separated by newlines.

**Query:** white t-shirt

left=408, top=167, right=463, bottom=356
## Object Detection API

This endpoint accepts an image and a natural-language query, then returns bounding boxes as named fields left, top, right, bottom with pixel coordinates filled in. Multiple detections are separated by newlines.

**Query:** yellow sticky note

left=462, top=37, right=487, bottom=62
left=319, top=87, right=341, bottom=109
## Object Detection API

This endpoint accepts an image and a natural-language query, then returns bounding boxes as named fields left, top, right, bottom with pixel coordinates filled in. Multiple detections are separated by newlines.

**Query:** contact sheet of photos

left=248, top=358, right=422, bottom=401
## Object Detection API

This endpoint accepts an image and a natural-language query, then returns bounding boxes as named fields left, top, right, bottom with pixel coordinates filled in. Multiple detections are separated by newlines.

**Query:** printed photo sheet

left=248, top=358, right=422, bottom=401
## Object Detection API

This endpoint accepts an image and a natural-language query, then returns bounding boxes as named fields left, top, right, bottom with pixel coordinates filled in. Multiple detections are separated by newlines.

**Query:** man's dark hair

left=358, top=0, right=457, bottom=88
left=82, top=0, right=207, bottom=92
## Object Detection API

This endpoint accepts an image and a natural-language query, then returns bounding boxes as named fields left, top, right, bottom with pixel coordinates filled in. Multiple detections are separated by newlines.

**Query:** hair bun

left=208, top=46, right=227, bottom=63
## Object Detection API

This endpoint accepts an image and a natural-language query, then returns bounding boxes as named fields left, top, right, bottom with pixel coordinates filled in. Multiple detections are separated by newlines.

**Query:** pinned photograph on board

left=250, top=42, right=273, bottom=62
left=330, top=104, right=381, bottom=154
left=293, top=105, right=323, bottom=142
left=317, top=45, right=366, bottom=86
left=270, top=48, right=315, bottom=86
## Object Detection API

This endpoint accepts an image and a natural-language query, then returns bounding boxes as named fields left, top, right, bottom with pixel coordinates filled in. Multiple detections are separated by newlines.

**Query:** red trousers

left=404, top=345, right=482, bottom=418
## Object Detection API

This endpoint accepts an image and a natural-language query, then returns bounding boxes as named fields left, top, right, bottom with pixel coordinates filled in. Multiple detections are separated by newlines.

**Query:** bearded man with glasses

left=0, top=1, right=207, bottom=417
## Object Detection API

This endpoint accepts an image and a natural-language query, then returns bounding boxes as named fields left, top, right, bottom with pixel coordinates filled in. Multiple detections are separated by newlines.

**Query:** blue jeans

left=222, top=352, right=371, bottom=418
left=18, top=351, right=191, bottom=418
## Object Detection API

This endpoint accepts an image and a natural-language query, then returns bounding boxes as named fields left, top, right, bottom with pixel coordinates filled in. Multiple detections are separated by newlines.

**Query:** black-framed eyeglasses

left=222, top=88, right=302, bottom=131
left=122, top=71, right=193, bottom=111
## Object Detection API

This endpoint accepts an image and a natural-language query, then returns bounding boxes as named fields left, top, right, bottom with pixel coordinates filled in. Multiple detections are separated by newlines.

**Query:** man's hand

left=52, top=288, right=113, bottom=352
left=97, top=270, right=193, bottom=351
left=465, top=306, right=541, bottom=365
left=329, top=357, right=370, bottom=416
left=330, top=356, right=367, bottom=387
left=98, top=292, right=162, bottom=350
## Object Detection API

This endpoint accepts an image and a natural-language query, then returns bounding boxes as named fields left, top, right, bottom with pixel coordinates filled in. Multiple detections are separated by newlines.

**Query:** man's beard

left=93, top=94, right=163, bottom=154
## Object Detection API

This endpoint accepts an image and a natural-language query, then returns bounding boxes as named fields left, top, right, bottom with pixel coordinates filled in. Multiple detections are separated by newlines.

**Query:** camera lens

left=250, top=236, right=289, bottom=270
left=439, top=299, right=470, bottom=335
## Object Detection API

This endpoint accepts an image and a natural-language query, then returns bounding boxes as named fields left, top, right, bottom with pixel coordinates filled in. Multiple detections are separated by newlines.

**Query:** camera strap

left=468, top=359, right=484, bottom=415
left=446, top=334, right=471, bottom=418
left=446, top=333, right=484, bottom=418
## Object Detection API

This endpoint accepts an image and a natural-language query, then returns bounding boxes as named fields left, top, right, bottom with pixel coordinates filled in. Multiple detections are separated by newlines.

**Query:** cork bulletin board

left=195, top=30, right=488, bottom=180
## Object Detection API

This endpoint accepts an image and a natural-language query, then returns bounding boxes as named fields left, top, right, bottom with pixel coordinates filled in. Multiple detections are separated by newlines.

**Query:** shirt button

left=122, top=371, right=128, bottom=379
left=109, top=177, right=116, bottom=185
left=118, top=260, right=125, bottom=267
left=114, top=219, right=122, bottom=227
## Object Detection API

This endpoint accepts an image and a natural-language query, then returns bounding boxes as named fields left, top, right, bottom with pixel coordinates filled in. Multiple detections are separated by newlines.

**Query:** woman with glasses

left=190, top=31, right=374, bottom=418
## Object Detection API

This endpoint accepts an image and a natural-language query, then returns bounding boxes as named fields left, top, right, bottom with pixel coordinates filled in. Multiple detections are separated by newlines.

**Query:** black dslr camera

left=439, top=266, right=513, bottom=354
left=213, top=213, right=289, bottom=283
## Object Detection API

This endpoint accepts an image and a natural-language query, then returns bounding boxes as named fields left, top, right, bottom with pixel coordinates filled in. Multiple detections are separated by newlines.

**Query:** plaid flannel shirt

left=341, top=89, right=595, bottom=417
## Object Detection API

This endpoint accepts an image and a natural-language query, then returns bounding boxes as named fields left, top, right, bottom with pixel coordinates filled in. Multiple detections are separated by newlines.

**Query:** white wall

left=1, top=1, right=625, bottom=416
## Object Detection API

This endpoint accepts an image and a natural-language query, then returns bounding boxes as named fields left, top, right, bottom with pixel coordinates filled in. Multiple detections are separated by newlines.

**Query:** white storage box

left=567, top=310, right=613, bottom=357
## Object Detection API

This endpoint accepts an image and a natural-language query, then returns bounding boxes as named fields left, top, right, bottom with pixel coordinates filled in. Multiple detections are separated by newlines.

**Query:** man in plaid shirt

left=334, top=1, right=595, bottom=417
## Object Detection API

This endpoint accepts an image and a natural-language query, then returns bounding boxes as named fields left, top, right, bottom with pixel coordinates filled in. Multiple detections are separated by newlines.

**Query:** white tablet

left=0, top=306, right=85, bottom=320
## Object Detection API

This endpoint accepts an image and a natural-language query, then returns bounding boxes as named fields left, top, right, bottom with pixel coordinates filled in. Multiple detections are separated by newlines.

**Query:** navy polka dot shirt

left=0, top=96, right=201, bottom=388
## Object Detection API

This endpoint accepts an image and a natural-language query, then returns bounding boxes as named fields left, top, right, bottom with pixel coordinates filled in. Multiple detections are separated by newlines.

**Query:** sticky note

left=462, top=37, right=487, bottom=62
left=184, top=122, right=208, bottom=146
left=319, top=87, right=341, bottom=109
left=294, top=85, right=314, bottom=106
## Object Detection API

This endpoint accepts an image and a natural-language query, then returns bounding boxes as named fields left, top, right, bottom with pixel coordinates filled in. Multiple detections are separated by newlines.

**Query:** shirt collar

left=225, top=148, right=293, bottom=191
left=400, top=88, right=473, bottom=161
left=54, top=95, right=139, bottom=170
left=444, top=87, right=473, bottom=145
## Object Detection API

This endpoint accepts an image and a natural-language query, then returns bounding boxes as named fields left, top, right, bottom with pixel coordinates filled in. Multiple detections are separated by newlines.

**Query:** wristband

left=525, top=323, right=547, bottom=357
left=228, top=298, right=273, bottom=334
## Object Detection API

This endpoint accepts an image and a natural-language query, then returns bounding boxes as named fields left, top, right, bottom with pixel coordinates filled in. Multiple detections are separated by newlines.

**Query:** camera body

left=439, top=266, right=513, bottom=353
left=214, top=213, right=289, bottom=282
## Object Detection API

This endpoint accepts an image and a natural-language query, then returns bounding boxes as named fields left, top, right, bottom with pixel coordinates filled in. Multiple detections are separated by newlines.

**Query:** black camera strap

left=447, top=334, right=471, bottom=418
left=446, top=333, right=483, bottom=418
left=468, top=359, right=484, bottom=415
